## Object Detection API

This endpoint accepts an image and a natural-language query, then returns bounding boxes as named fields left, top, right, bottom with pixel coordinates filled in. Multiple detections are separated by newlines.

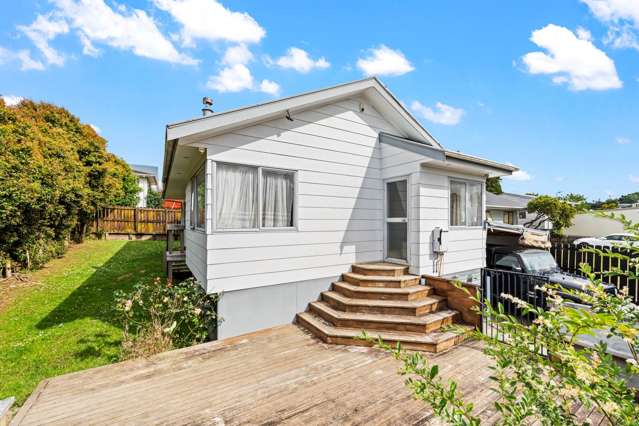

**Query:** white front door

left=385, top=178, right=408, bottom=263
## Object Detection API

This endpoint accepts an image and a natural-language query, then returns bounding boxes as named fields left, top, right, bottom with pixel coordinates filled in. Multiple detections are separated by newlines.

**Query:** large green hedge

left=0, top=98, right=138, bottom=270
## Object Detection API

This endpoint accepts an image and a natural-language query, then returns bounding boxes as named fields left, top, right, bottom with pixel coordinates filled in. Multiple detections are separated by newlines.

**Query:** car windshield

left=520, top=251, right=558, bottom=273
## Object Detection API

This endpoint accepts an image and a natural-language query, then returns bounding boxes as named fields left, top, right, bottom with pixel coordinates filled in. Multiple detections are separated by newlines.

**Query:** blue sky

left=1, top=0, right=638, bottom=201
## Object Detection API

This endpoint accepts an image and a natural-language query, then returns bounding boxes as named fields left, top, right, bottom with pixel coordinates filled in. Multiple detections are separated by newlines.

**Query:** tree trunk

left=3, top=259, right=11, bottom=279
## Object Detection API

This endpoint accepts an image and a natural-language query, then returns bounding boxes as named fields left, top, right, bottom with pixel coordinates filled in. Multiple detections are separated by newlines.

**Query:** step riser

left=342, top=275, right=419, bottom=288
left=323, top=295, right=446, bottom=316
left=310, top=304, right=458, bottom=333
left=351, top=265, right=408, bottom=277
left=333, top=285, right=432, bottom=301
left=297, top=314, right=462, bottom=353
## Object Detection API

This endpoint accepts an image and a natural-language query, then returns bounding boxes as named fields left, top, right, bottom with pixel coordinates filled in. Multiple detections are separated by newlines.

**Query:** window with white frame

left=190, top=165, right=206, bottom=229
left=215, top=163, right=295, bottom=230
left=450, top=180, right=482, bottom=227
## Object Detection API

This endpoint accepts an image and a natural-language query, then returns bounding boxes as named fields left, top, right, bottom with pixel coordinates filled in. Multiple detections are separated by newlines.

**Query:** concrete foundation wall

left=216, top=276, right=337, bottom=339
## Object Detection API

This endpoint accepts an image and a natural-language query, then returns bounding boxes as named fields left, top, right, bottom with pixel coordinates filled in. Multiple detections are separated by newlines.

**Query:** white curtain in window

left=467, top=182, right=482, bottom=226
left=450, top=181, right=466, bottom=226
left=216, top=164, right=258, bottom=229
left=262, top=170, right=294, bottom=227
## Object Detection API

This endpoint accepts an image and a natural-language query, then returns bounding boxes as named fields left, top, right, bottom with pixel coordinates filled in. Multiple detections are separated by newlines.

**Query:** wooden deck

left=12, top=325, right=606, bottom=425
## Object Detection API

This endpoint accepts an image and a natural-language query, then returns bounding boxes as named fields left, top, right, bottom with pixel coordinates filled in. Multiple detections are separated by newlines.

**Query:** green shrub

left=115, top=277, right=219, bottom=359
left=146, top=189, right=162, bottom=208
left=0, top=97, right=138, bottom=272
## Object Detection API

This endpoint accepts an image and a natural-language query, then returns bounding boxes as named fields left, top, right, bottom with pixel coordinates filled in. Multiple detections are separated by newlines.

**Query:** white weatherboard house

left=162, top=78, right=516, bottom=339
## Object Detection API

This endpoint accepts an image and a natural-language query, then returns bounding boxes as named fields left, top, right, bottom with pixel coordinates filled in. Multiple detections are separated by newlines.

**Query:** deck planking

left=12, top=325, right=605, bottom=425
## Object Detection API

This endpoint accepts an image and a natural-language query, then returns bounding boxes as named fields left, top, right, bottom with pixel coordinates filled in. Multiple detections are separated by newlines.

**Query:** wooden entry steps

left=296, top=262, right=472, bottom=353
left=297, top=312, right=469, bottom=353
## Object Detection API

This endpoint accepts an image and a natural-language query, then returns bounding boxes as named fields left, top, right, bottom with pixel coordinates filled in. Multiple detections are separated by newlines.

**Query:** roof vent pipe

left=202, top=97, right=213, bottom=117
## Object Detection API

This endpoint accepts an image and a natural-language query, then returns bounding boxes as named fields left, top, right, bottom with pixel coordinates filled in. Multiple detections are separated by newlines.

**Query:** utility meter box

left=432, top=227, right=449, bottom=253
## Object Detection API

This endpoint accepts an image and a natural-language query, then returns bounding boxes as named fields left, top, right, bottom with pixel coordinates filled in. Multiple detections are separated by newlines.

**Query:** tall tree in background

left=486, top=176, right=503, bottom=194
left=0, top=98, right=138, bottom=270
left=560, top=193, right=589, bottom=212
left=524, top=195, right=577, bottom=235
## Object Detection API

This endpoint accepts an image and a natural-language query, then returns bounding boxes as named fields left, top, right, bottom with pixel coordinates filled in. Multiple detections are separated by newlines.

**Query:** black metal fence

left=550, top=243, right=639, bottom=304
left=480, top=268, right=550, bottom=340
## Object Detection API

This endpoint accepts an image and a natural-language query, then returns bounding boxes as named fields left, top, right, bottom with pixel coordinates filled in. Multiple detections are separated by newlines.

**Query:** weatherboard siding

left=199, top=97, right=393, bottom=294
left=410, top=167, right=487, bottom=276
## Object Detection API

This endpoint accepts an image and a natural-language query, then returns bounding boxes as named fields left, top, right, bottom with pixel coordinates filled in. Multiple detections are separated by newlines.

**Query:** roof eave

left=165, top=77, right=443, bottom=148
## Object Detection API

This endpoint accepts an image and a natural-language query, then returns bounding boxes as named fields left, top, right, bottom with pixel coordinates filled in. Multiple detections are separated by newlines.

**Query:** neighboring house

left=130, top=164, right=159, bottom=208
left=486, top=192, right=552, bottom=230
left=565, top=207, right=639, bottom=238
left=162, top=78, right=516, bottom=339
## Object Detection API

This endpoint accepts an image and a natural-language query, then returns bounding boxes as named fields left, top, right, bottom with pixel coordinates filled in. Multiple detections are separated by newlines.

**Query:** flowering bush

left=368, top=218, right=639, bottom=425
left=115, top=277, right=219, bottom=359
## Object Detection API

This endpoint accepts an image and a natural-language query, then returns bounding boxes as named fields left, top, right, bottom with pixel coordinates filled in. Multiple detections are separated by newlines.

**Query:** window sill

left=212, top=227, right=298, bottom=234
left=449, top=225, right=484, bottom=230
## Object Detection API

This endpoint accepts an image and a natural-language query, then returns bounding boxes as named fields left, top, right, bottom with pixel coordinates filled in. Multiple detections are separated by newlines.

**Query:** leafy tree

left=560, top=193, right=589, bottom=213
left=618, top=192, right=639, bottom=205
left=146, top=189, right=162, bottom=209
left=0, top=98, right=138, bottom=270
left=486, top=177, right=503, bottom=194
left=592, top=198, right=620, bottom=210
left=524, top=195, right=577, bottom=235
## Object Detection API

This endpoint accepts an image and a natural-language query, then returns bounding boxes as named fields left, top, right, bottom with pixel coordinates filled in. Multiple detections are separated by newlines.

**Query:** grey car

left=487, top=247, right=617, bottom=301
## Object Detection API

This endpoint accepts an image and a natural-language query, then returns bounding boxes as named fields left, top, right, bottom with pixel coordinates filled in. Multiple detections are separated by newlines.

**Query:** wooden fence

left=550, top=243, right=639, bottom=304
left=93, top=206, right=183, bottom=235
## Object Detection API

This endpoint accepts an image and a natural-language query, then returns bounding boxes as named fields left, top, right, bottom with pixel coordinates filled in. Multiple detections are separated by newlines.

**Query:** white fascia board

left=167, top=78, right=380, bottom=142
left=165, top=77, right=443, bottom=149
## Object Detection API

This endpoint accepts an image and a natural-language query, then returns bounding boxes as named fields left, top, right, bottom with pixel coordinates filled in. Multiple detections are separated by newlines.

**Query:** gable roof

left=486, top=192, right=534, bottom=209
left=130, top=164, right=158, bottom=177
left=162, top=78, right=518, bottom=196
left=165, top=77, right=441, bottom=148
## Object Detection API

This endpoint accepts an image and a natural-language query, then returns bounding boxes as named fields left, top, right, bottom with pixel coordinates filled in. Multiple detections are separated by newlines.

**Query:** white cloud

left=78, top=32, right=99, bottom=57
left=17, top=13, right=69, bottom=66
left=410, top=101, right=464, bottom=126
left=582, top=0, right=639, bottom=51
left=555, top=176, right=565, bottom=182
left=605, top=24, right=639, bottom=50
left=616, top=136, right=632, bottom=144
left=16, top=50, right=45, bottom=71
left=222, top=44, right=253, bottom=66
left=582, top=0, right=639, bottom=24
left=522, top=24, right=622, bottom=91
left=630, top=174, right=639, bottom=183
left=259, top=79, right=280, bottom=96
left=206, top=64, right=254, bottom=92
left=1, top=95, right=24, bottom=106
left=0, top=47, right=45, bottom=71
left=50, top=0, right=196, bottom=65
left=206, top=64, right=281, bottom=96
left=576, top=26, right=593, bottom=41
left=356, top=45, right=414, bottom=77
left=271, top=47, right=330, bottom=73
left=505, top=170, right=533, bottom=181
left=89, top=124, right=101, bottom=134
left=153, top=0, right=265, bottom=47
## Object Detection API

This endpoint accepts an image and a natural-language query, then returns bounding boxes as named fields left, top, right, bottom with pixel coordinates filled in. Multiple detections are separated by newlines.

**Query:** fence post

left=134, top=208, right=139, bottom=234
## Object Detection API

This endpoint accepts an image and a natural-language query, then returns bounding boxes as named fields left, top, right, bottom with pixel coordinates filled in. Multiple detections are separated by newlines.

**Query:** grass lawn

left=0, top=239, right=164, bottom=405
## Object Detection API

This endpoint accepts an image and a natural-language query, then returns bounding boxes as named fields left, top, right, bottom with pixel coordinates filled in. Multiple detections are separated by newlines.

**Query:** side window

left=494, top=254, right=522, bottom=271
